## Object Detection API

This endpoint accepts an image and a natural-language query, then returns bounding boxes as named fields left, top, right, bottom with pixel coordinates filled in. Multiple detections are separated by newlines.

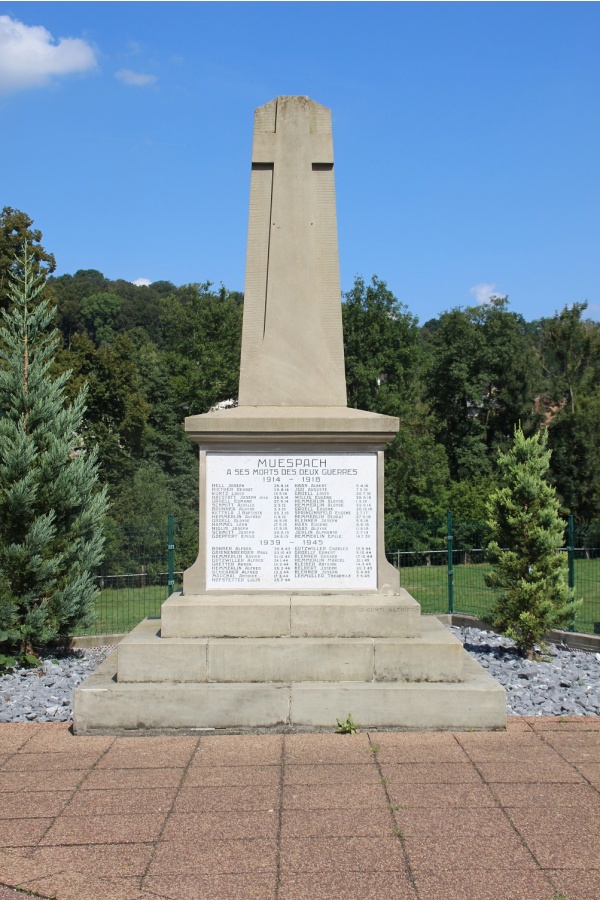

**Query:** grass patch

left=397, top=559, right=600, bottom=633
left=71, top=558, right=600, bottom=637
left=77, top=583, right=179, bottom=636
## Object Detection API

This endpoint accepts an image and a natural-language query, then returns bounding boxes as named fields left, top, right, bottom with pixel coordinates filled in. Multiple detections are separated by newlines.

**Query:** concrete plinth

left=74, top=641, right=505, bottom=734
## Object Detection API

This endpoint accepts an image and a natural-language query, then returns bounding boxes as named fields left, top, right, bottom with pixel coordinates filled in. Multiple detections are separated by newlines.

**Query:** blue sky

left=1, top=2, right=599, bottom=324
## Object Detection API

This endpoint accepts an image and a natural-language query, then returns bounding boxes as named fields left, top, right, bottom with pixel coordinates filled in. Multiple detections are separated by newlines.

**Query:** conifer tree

left=485, top=426, right=577, bottom=658
left=0, top=245, right=108, bottom=657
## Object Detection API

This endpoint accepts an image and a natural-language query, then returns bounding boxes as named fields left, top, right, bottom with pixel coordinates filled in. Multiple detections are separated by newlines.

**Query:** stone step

left=74, top=653, right=505, bottom=733
left=117, top=615, right=464, bottom=684
left=160, top=589, right=421, bottom=639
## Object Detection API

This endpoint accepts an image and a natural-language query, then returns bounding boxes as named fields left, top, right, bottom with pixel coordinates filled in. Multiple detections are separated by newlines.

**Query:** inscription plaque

left=206, top=453, right=377, bottom=590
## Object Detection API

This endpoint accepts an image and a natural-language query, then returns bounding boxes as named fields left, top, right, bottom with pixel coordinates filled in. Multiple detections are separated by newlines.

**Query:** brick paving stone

left=0, top=770, right=86, bottom=792
left=61, top=787, right=176, bottom=817
left=386, top=781, right=498, bottom=808
left=490, top=781, right=600, bottom=808
left=547, top=868, right=600, bottom=900
left=541, top=731, right=600, bottom=762
left=81, top=767, right=182, bottom=791
left=379, top=762, right=483, bottom=784
left=0, top=848, right=63, bottom=885
left=576, top=762, right=600, bottom=783
left=283, top=763, right=381, bottom=785
left=0, top=724, right=41, bottom=754
left=181, top=763, right=280, bottom=788
left=147, top=839, right=278, bottom=876
left=284, top=733, right=372, bottom=764
left=161, top=810, right=278, bottom=841
left=413, top=866, right=556, bottom=900
left=278, top=872, right=417, bottom=899
left=527, top=716, right=600, bottom=730
left=0, top=819, right=53, bottom=848
left=1, top=720, right=600, bottom=900
left=279, top=835, right=408, bottom=874
left=173, top=784, right=280, bottom=812
left=505, top=717, right=534, bottom=732
left=17, top=871, right=150, bottom=900
left=40, top=813, right=167, bottom=846
left=282, top=782, right=386, bottom=809
left=16, top=724, right=113, bottom=754
left=143, top=873, right=277, bottom=899
left=280, top=808, right=392, bottom=838
left=477, top=759, right=585, bottom=782
left=371, top=732, right=468, bottom=764
left=2, top=751, right=104, bottom=771
left=97, top=737, right=198, bottom=770
left=0, top=791, right=73, bottom=818
left=29, top=843, right=154, bottom=879
left=456, top=732, right=564, bottom=762
left=190, top=734, right=283, bottom=767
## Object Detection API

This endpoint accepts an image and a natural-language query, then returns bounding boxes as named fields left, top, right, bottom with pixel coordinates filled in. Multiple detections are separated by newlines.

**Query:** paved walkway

left=0, top=718, right=599, bottom=900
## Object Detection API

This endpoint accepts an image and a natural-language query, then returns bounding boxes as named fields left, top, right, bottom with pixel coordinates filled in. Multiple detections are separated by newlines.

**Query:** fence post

left=167, top=515, right=175, bottom=598
left=447, top=510, right=454, bottom=615
left=567, top=514, right=575, bottom=632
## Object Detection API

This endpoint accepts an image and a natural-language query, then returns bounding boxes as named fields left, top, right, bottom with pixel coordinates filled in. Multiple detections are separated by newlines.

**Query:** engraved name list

left=206, top=453, right=377, bottom=590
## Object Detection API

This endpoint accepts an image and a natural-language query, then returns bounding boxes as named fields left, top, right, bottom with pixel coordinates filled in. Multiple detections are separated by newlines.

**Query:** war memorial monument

left=74, top=96, right=506, bottom=733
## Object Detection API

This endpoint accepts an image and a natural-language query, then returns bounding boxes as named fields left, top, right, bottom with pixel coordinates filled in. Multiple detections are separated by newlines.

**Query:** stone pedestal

left=74, top=96, right=505, bottom=733
left=74, top=408, right=506, bottom=733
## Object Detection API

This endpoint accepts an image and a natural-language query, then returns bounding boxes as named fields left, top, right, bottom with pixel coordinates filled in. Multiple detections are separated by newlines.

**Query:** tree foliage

left=0, top=207, right=56, bottom=307
left=0, top=246, right=108, bottom=654
left=484, top=427, right=577, bottom=657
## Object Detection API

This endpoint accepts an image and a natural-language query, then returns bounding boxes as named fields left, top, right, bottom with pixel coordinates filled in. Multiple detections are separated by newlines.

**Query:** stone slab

left=290, top=590, right=421, bottom=638
left=208, top=637, right=374, bottom=683
left=73, top=652, right=505, bottom=733
left=73, top=654, right=290, bottom=733
left=117, top=619, right=208, bottom=683
left=160, top=592, right=290, bottom=638
left=161, top=590, right=421, bottom=639
left=112, top=617, right=464, bottom=685
left=374, top=615, right=464, bottom=682
left=184, top=406, right=399, bottom=442
left=290, top=655, right=506, bottom=730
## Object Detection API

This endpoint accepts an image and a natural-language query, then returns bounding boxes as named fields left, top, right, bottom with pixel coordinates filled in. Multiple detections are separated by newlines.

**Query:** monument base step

left=116, top=615, right=465, bottom=683
left=73, top=653, right=505, bottom=734
left=160, top=590, right=421, bottom=639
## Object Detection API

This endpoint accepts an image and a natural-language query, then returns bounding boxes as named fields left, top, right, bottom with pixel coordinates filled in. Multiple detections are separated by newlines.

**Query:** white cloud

left=132, top=277, right=151, bottom=287
left=469, top=283, right=498, bottom=306
left=0, top=15, right=96, bottom=94
left=115, top=69, right=157, bottom=87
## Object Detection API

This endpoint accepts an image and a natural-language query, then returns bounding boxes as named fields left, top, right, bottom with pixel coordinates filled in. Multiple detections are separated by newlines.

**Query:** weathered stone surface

left=73, top=96, right=506, bottom=734
left=238, top=96, right=346, bottom=408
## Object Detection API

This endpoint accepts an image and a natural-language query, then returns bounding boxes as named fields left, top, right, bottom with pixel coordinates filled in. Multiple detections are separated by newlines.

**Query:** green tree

left=484, top=427, right=577, bottom=658
left=424, top=298, right=540, bottom=481
left=0, top=246, right=108, bottom=655
left=80, top=292, right=123, bottom=346
left=161, top=282, right=243, bottom=413
left=541, top=302, right=599, bottom=414
left=342, top=276, right=450, bottom=523
left=0, top=208, right=56, bottom=308
left=58, top=332, right=150, bottom=491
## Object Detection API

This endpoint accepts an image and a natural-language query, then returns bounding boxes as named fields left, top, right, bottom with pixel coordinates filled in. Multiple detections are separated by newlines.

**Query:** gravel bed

left=0, top=646, right=114, bottom=723
left=0, top=629, right=599, bottom=721
left=450, top=625, right=600, bottom=716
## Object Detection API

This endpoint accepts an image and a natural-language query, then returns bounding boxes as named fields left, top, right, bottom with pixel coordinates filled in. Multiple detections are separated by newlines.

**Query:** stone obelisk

left=74, top=97, right=506, bottom=734
left=239, top=96, right=346, bottom=406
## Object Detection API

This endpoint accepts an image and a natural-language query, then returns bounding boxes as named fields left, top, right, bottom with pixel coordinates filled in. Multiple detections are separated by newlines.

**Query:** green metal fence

left=79, top=513, right=600, bottom=637
left=78, top=516, right=181, bottom=636
left=386, top=513, right=600, bottom=634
